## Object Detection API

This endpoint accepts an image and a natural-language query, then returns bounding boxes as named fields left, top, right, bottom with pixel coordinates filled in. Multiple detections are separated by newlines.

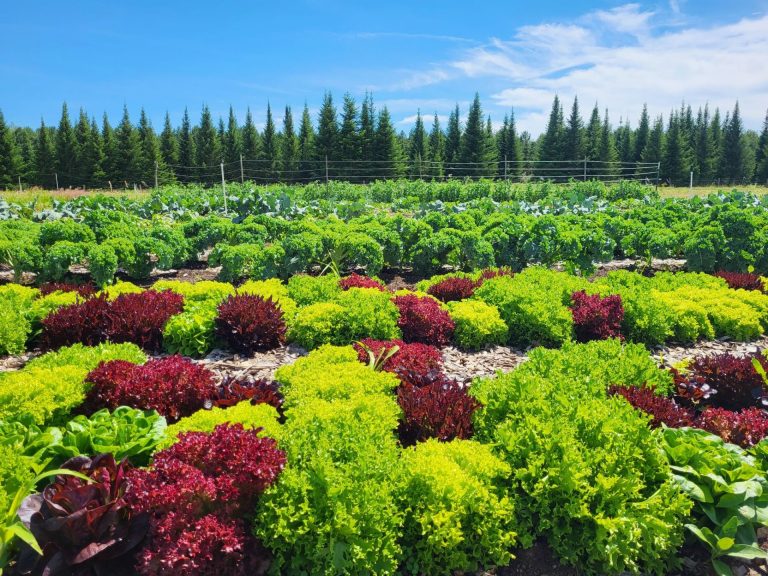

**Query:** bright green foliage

left=239, top=278, right=298, bottom=319
left=473, top=270, right=578, bottom=347
left=660, top=427, right=768, bottom=574
left=160, top=401, right=281, bottom=450
left=0, top=407, right=166, bottom=468
left=470, top=340, right=686, bottom=574
left=162, top=301, right=219, bottom=357
left=447, top=300, right=508, bottom=350
left=29, top=291, right=79, bottom=326
left=0, top=445, right=36, bottom=572
left=210, top=243, right=285, bottom=282
left=39, top=219, right=96, bottom=247
left=398, top=439, right=516, bottom=574
left=2, top=343, right=146, bottom=425
left=97, top=280, right=143, bottom=300
left=287, top=274, right=342, bottom=306
left=287, top=302, right=348, bottom=349
left=0, top=287, right=36, bottom=355
left=276, top=346, right=399, bottom=408
left=41, top=240, right=90, bottom=281
left=654, top=291, right=715, bottom=342
left=152, top=279, right=234, bottom=303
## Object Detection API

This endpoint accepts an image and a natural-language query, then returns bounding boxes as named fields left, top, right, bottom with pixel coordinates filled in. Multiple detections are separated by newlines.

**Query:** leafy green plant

left=447, top=300, right=508, bottom=349
left=660, top=427, right=768, bottom=575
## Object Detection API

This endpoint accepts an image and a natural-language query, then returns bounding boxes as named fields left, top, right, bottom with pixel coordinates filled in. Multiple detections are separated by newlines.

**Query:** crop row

left=3, top=185, right=768, bottom=287
left=1, top=334, right=766, bottom=575
left=2, top=267, right=768, bottom=360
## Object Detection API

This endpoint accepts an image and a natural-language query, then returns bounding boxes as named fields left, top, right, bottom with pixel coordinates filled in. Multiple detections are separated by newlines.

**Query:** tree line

left=0, top=93, right=766, bottom=189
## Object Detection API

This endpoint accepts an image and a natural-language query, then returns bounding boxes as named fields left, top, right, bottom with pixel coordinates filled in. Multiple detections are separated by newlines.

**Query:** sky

left=2, top=0, right=768, bottom=136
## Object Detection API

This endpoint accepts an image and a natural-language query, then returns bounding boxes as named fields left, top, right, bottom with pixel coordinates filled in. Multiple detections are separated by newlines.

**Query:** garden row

left=3, top=185, right=768, bottom=287
left=2, top=267, right=768, bottom=359
left=1, top=335, right=767, bottom=575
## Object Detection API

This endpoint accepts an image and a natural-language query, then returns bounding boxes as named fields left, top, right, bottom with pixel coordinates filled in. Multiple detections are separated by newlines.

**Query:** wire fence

left=13, top=158, right=663, bottom=192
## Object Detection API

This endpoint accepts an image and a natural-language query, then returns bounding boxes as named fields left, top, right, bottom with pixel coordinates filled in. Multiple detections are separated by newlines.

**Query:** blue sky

left=2, top=0, right=768, bottom=135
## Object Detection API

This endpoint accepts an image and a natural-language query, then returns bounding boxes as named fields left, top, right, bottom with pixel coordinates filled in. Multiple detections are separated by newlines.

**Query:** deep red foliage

left=41, top=294, right=112, bottom=349
left=397, top=378, right=481, bottom=446
left=84, top=356, right=217, bottom=422
left=569, top=290, right=625, bottom=342
left=714, top=271, right=765, bottom=292
left=354, top=338, right=443, bottom=387
left=15, top=454, right=148, bottom=576
left=38, top=282, right=96, bottom=298
left=126, top=424, right=285, bottom=576
left=108, top=290, right=184, bottom=353
left=687, top=354, right=768, bottom=411
left=670, top=368, right=718, bottom=407
left=338, top=274, right=386, bottom=291
left=215, top=294, right=286, bottom=354
left=476, top=267, right=514, bottom=285
left=393, top=294, right=455, bottom=347
left=426, top=277, right=477, bottom=302
left=608, top=385, right=695, bottom=428
left=212, top=375, right=284, bottom=411
left=696, top=407, right=768, bottom=447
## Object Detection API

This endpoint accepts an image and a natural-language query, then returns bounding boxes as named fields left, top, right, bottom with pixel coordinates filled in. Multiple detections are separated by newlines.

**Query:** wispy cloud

left=385, top=3, right=768, bottom=134
left=349, top=32, right=475, bottom=44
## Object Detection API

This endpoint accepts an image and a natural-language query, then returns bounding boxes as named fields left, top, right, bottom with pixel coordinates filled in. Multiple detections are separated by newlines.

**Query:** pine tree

left=539, top=95, right=566, bottom=163
left=695, top=105, right=715, bottom=181
left=755, top=108, right=768, bottom=184
left=297, top=104, right=316, bottom=180
left=223, top=106, right=241, bottom=166
left=662, top=111, right=692, bottom=186
left=408, top=111, right=428, bottom=178
left=564, top=97, right=584, bottom=175
left=137, top=109, right=162, bottom=185
left=196, top=105, right=220, bottom=184
left=13, top=128, right=36, bottom=185
left=444, top=105, right=461, bottom=176
left=599, top=109, right=619, bottom=178
left=633, top=104, right=650, bottom=164
left=55, top=103, right=77, bottom=187
left=178, top=108, right=196, bottom=182
left=641, top=115, right=665, bottom=184
left=722, top=102, right=744, bottom=183
left=315, top=92, right=338, bottom=177
left=0, top=110, right=21, bottom=188
left=485, top=116, right=499, bottom=176
left=616, top=120, right=633, bottom=165
left=115, top=106, right=141, bottom=186
left=260, top=103, right=278, bottom=182
left=101, top=113, right=118, bottom=185
left=427, top=113, right=444, bottom=178
left=585, top=104, right=602, bottom=176
left=458, top=94, right=491, bottom=177
left=519, top=131, right=535, bottom=173
left=159, top=112, right=178, bottom=175
left=374, top=107, right=405, bottom=179
left=338, top=94, right=360, bottom=178
left=89, top=118, right=106, bottom=184
left=360, top=93, right=376, bottom=177
left=74, top=110, right=104, bottom=186
left=281, top=106, right=299, bottom=182
left=241, top=107, right=262, bottom=165
left=35, top=119, right=56, bottom=188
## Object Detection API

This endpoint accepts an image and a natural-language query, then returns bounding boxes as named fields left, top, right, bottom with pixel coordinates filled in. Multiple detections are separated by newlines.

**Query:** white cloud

left=389, top=5, right=768, bottom=135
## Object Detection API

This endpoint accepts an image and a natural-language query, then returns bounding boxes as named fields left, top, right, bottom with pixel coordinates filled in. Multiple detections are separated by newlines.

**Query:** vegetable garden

left=1, top=179, right=767, bottom=575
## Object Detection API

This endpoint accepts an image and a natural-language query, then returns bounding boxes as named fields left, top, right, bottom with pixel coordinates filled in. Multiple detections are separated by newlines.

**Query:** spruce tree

left=178, top=108, right=196, bottom=181
left=196, top=105, right=220, bottom=183
left=585, top=104, right=602, bottom=176
left=360, top=93, right=376, bottom=176
left=695, top=105, right=715, bottom=181
left=374, top=107, right=405, bottom=179
left=662, top=111, right=692, bottom=185
left=519, top=131, right=535, bottom=173
left=55, top=103, right=77, bottom=187
left=458, top=93, right=488, bottom=177
left=159, top=112, right=179, bottom=174
left=598, top=109, right=620, bottom=177
left=297, top=104, right=316, bottom=180
left=408, top=111, right=428, bottom=178
left=89, top=118, right=106, bottom=184
left=13, top=128, right=36, bottom=185
left=484, top=116, right=499, bottom=176
left=503, top=109, right=522, bottom=177
left=241, top=108, right=262, bottom=164
left=74, top=110, right=104, bottom=186
left=539, top=95, right=566, bottom=163
left=564, top=97, right=584, bottom=174
left=101, top=113, right=118, bottom=185
left=755, top=108, right=768, bottom=184
left=261, top=103, right=278, bottom=182
left=641, top=115, right=665, bottom=185
left=137, top=109, right=162, bottom=185
left=315, top=93, right=338, bottom=177
left=444, top=105, right=461, bottom=176
left=281, top=106, right=299, bottom=182
left=427, top=113, right=444, bottom=178
left=633, top=104, right=650, bottom=164
left=223, top=106, right=241, bottom=166
left=721, top=102, right=744, bottom=183
left=0, top=110, right=21, bottom=188
left=338, top=94, right=361, bottom=178
left=710, top=108, right=723, bottom=181
left=115, top=106, right=141, bottom=186
left=35, top=120, right=56, bottom=188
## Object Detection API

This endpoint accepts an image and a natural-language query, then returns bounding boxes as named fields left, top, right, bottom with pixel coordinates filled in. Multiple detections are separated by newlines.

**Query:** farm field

left=1, top=179, right=768, bottom=575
